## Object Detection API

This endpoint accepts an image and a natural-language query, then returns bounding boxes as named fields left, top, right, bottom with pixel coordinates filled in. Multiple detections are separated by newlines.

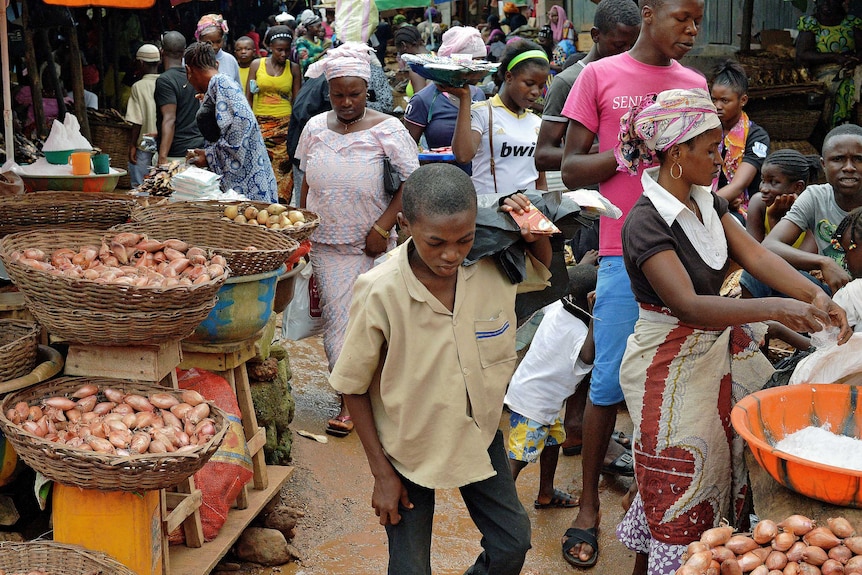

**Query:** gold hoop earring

left=670, top=162, right=683, bottom=180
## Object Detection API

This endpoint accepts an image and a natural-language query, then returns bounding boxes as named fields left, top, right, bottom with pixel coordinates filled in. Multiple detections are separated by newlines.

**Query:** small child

left=746, top=149, right=820, bottom=251
left=233, top=36, right=257, bottom=92
left=832, top=207, right=862, bottom=330
left=505, top=263, right=597, bottom=509
left=330, top=163, right=552, bottom=575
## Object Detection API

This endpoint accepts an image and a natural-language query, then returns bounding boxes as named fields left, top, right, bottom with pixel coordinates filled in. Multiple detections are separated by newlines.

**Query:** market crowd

left=15, top=0, right=862, bottom=573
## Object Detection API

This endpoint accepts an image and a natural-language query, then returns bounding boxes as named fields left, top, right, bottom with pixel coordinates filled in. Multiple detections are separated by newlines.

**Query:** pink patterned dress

left=296, top=114, right=418, bottom=370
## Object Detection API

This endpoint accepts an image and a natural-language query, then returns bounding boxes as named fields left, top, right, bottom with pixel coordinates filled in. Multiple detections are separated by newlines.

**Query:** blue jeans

left=385, top=431, right=531, bottom=575
left=128, top=149, right=154, bottom=187
left=740, top=269, right=832, bottom=298
left=590, top=256, right=638, bottom=406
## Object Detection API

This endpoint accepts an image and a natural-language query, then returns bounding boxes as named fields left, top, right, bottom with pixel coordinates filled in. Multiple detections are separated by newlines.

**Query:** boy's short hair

left=235, top=35, right=254, bottom=45
left=402, top=164, right=477, bottom=222
left=823, top=124, right=862, bottom=152
left=566, top=263, right=597, bottom=309
left=595, top=0, right=642, bottom=33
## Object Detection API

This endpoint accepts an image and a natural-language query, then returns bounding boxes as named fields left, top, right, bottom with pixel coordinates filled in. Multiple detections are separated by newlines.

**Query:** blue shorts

left=507, top=410, right=564, bottom=463
left=590, top=256, right=638, bottom=406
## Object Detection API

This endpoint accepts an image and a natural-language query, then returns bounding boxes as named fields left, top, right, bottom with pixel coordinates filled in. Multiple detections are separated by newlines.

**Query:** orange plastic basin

left=731, top=384, right=862, bottom=508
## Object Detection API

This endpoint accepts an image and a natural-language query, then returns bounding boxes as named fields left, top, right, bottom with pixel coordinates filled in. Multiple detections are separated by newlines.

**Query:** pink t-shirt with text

left=562, top=52, right=708, bottom=256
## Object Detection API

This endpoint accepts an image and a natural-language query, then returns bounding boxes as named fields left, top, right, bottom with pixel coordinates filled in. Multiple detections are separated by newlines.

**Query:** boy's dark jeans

left=385, top=430, right=532, bottom=575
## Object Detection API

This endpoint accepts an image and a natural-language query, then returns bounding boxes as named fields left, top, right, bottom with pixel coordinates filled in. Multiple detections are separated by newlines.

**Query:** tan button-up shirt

left=331, top=240, right=547, bottom=488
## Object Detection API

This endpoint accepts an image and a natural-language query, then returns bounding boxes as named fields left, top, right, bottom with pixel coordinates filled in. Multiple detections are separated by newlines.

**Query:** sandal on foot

left=325, top=415, right=354, bottom=437
left=611, top=430, right=632, bottom=449
left=562, top=526, right=599, bottom=568
left=600, top=451, right=634, bottom=477
left=561, top=442, right=583, bottom=456
left=534, top=488, right=579, bottom=509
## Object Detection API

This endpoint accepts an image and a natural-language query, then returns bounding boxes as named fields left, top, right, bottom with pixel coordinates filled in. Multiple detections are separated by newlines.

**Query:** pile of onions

left=677, top=515, right=862, bottom=575
left=8, top=232, right=228, bottom=287
left=5, top=383, right=217, bottom=456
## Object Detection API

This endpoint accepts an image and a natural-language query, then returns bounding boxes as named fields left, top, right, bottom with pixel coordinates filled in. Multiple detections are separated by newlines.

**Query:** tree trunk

left=21, top=0, right=45, bottom=138
left=67, top=23, right=91, bottom=142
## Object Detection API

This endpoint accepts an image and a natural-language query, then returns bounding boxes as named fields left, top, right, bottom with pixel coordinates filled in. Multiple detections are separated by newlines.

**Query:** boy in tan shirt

left=330, top=163, right=552, bottom=574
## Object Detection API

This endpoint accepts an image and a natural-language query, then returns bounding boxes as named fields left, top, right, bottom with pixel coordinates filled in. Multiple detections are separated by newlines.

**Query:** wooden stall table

left=746, top=449, right=862, bottom=525
left=56, top=339, right=206, bottom=575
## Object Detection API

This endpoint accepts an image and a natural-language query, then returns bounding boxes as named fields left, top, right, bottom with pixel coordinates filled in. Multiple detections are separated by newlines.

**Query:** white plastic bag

left=283, top=262, right=324, bottom=340
left=789, top=332, right=862, bottom=384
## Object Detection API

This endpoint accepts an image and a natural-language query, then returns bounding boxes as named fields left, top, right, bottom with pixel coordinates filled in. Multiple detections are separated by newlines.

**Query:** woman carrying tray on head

left=296, top=43, right=419, bottom=438
left=451, top=40, right=549, bottom=195
left=404, top=27, right=487, bottom=175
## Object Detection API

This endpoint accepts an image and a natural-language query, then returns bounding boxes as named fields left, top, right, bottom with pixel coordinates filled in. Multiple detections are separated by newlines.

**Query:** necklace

left=686, top=197, right=701, bottom=220
left=337, top=109, right=367, bottom=132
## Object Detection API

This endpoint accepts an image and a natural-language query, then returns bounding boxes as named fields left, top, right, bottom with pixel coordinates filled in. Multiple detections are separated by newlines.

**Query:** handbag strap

left=487, top=100, right=498, bottom=194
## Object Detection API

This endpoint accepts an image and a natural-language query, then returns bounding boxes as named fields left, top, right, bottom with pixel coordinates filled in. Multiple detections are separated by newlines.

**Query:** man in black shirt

left=155, top=31, right=204, bottom=165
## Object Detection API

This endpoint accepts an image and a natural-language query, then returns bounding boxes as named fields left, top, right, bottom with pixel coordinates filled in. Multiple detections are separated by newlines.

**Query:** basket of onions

left=0, top=540, right=136, bottom=575
left=131, top=200, right=321, bottom=242
left=0, top=229, right=229, bottom=345
left=0, top=377, right=229, bottom=492
left=111, top=217, right=300, bottom=277
left=676, top=515, right=862, bottom=575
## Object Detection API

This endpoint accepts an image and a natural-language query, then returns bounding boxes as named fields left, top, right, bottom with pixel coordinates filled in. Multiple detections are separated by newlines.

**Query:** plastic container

left=43, top=150, right=74, bottom=165
left=53, top=485, right=163, bottom=575
left=187, top=264, right=285, bottom=343
left=18, top=170, right=127, bottom=193
left=731, top=383, right=862, bottom=508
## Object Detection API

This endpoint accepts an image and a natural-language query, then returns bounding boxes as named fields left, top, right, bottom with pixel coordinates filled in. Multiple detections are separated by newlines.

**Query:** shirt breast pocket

left=474, top=314, right=516, bottom=368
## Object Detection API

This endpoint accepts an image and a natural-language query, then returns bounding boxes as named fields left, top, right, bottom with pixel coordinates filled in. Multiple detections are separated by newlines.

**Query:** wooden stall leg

left=234, top=364, right=268, bottom=492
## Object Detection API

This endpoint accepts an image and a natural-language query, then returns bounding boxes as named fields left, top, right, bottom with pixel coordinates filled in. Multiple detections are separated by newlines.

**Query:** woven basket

left=0, top=229, right=226, bottom=345
left=89, top=114, right=133, bottom=190
left=0, top=320, right=39, bottom=381
left=0, top=540, right=136, bottom=575
left=132, top=200, right=321, bottom=242
left=0, top=377, right=229, bottom=491
left=111, top=218, right=300, bottom=277
left=0, top=192, right=136, bottom=237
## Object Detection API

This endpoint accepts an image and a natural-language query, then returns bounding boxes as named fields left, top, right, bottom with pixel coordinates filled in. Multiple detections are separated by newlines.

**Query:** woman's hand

left=364, top=226, right=389, bottom=258
left=811, top=290, right=853, bottom=344
left=767, top=297, right=833, bottom=335
left=185, top=149, right=207, bottom=168
left=501, top=193, right=544, bottom=242
left=371, top=467, right=412, bottom=526
left=438, top=83, right=472, bottom=102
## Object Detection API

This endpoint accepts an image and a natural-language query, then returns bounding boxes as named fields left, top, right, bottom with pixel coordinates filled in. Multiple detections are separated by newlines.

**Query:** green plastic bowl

left=43, top=150, right=74, bottom=165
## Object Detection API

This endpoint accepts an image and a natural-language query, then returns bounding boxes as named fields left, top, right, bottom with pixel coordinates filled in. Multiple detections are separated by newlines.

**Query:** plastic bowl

left=731, top=384, right=862, bottom=507
left=186, top=265, right=285, bottom=344
left=43, top=150, right=75, bottom=164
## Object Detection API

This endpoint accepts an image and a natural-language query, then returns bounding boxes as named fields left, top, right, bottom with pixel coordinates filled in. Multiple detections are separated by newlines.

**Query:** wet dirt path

left=251, top=335, right=639, bottom=575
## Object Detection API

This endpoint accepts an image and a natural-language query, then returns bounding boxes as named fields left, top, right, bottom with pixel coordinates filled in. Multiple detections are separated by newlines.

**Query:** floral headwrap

left=305, top=41, right=373, bottom=82
left=195, top=14, right=228, bottom=40
left=615, top=88, right=721, bottom=175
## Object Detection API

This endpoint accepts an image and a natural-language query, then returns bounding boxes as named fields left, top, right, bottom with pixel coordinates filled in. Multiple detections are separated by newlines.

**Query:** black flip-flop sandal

left=611, top=430, right=632, bottom=449
left=534, top=488, right=579, bottom=509
left=600, top=451, right=634, bottom=477
left=562, top=526, right=599, bottom=568
left=561, top=443, right=583, bottom=456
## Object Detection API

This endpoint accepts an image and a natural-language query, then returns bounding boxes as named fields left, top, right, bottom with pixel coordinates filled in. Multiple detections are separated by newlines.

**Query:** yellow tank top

left=764, top=212, right=807, bottom=249
left=252, top=58, right=293, bottom=117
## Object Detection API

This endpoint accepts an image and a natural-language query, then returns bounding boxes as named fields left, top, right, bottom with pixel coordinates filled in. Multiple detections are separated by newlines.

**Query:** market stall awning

left=42, top=0, right=155, bottom=6
left=375, top=0, right=432, bottom=10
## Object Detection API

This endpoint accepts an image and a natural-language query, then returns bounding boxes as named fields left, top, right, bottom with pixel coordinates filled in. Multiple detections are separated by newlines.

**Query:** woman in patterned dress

left=184, top=42, right=277, bottom=203
left=296, top=43, right=419, bottom=437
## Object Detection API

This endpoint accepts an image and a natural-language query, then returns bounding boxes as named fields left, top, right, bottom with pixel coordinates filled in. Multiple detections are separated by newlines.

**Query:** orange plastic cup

left=69, top=151, right=91, bottom=176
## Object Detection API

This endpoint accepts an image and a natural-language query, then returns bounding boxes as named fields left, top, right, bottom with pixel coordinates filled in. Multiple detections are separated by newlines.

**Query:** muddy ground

left=226, top=334, right=639, bottom=575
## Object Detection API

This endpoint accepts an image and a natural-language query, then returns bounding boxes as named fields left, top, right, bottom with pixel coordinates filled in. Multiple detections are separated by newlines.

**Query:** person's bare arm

left=129, top=124, right=142, bottom=165
left=762, top=218, right=851, bottom=293
left=291, top=62, right=302, bottom=101
left=534, top=119, right=567, bottom=172
left=246, top=59, right=260, bottom=109
left=560, top=119, right=616, bottom=190
left=534, top=171, right=547, bottom=191
left=715, top=162, right=757, bottom=202
left=450, top=86, right=482, bottom=164
left=300, top=174, right=309, bottom=209
left=405, top=120, right=425, bottom=144
left=157, top=103, right=177, bottom=165
left=746, top=192, right=768, bottom=242
left=342, top=393, right=412, bottom=526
